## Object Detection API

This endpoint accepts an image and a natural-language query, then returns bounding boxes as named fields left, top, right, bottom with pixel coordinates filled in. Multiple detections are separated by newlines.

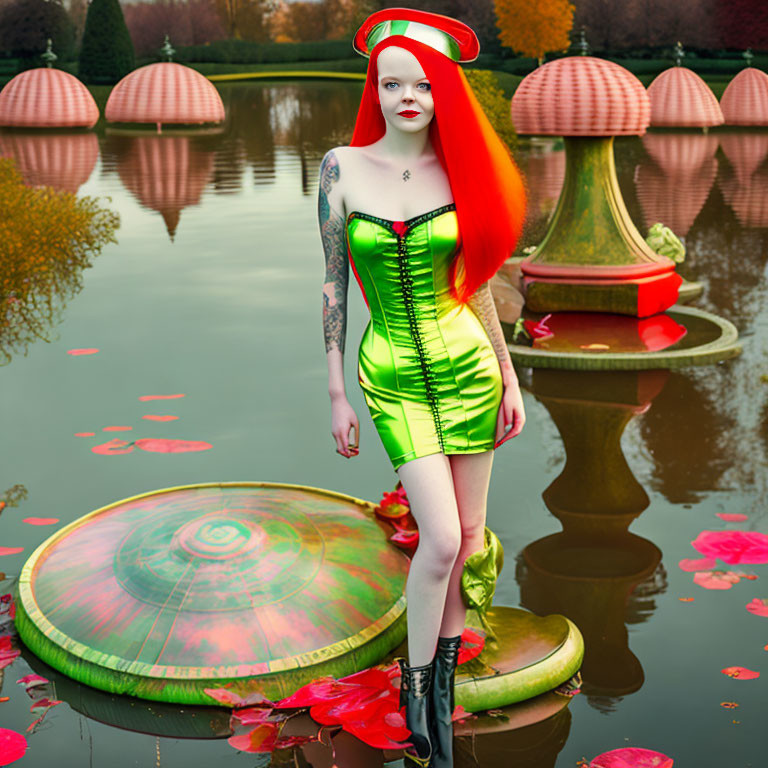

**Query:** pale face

left=376, top=46, right=435, bottom=133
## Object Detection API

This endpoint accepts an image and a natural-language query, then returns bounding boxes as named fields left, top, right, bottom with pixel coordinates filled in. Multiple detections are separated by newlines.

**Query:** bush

left=78, top=0, right=135, bottom=84
left=174, top=39, right=354, bottom=65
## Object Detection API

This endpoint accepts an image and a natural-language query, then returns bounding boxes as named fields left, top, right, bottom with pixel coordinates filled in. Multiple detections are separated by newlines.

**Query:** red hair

left=350, top=35, right=527, bottom=304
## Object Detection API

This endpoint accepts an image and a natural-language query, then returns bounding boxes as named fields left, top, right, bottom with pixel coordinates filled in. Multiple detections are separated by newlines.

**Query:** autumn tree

left=495, top=0, right=575, bottom=65
left=271, top=0, right=372, bottom=43
left=215, top=0, right=273, bottom=41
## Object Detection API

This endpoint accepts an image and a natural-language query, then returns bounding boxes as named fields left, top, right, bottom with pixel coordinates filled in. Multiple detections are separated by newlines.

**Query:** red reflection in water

left=138, top=394, right=185, bottom=401
left=135, top=438, right=211, bottom=453
left=22, top=518, right=59, bottom=526
left=103, top=426, right=132, bottom=432
left=142, top=415, right=178, bottom=421
left=66, top=348, right=99, bottom=356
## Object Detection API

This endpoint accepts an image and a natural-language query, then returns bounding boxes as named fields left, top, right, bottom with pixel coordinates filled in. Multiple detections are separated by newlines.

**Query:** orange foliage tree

left=0, top=158, right=120, bottom=364
left=494, top=0, right=575, bottom=66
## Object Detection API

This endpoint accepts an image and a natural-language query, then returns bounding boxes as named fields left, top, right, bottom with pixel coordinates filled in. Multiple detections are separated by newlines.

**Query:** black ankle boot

left=429, top=634, right=461, bottom=767
left=396, top=656, right=433, bottom=767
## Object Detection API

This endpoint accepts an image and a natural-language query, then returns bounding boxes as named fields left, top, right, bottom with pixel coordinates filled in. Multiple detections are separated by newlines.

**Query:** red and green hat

left=353, top=8, right=480, bottom=64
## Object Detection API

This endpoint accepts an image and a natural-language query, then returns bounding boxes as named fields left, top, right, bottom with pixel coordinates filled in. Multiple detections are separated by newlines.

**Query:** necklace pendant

left=402, top=169, right=411, bottom=182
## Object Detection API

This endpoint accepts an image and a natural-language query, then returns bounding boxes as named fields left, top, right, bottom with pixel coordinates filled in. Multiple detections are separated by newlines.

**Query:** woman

left=318, top=9, right=527, bottom=767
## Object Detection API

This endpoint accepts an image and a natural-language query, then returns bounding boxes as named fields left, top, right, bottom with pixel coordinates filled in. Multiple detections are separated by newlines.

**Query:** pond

left=1, top=79, right=766, bottom=767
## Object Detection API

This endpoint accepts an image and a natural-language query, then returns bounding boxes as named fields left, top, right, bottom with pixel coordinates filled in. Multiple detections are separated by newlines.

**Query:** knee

left=420, top=526, right=462, bottom=575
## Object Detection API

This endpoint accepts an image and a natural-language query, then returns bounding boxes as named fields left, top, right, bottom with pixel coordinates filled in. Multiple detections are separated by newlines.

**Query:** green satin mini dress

left=346, top=203, right=503, bottom=471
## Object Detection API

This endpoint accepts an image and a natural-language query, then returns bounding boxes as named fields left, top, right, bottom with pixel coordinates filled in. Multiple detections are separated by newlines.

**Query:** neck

left=377, top=121, right=432, bottom=162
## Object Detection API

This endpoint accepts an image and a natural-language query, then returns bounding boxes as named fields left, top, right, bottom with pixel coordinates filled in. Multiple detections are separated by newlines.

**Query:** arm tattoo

left=318, top=151, right=349, bottom=354
left=467, top=281, right=516, bottom=384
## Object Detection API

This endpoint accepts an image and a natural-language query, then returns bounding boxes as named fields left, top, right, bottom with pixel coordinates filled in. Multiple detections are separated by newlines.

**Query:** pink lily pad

left=693, top=571, right=741, bottom=590
left=0, top=728, right=27, bottom=766
left=67, top=348, right=99, bottom=355
left=678, top=557, right=716, bottom=572
left=142, top=415, right=178, bottom=421
left=91, top=438, right=134, bottom=455
left=691, top=530, right=768, bottom=565
left=74, top=432, right=95, bottom=437
left=721, top=666, right=760, bottom=680
left=716, top=513, right=748, bottom=522
left=746, top=598, right=768, bottom=617
left=590, top=747, right=673, bottom=768
left=22, top=518, right=59, bottom=526
left=0, top=548, right=23, bottom=557
left=134, top=438, right=212, bottom=453
left=138, top=394, right=185, bottom=401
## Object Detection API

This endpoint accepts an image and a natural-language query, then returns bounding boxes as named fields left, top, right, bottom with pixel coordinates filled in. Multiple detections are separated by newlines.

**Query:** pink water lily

left=589, top=747, right=673, bottom=767
left=746, top=598, right=768, bottom=617
left=693, top=571, right=742, bottom=590
left=721, top=666, right=760, bottom=680
left=691, top=530, right=768, bottom=564
left=0, top=636, right=20, bottom=670
left=0, top=728, right=27, bottom=766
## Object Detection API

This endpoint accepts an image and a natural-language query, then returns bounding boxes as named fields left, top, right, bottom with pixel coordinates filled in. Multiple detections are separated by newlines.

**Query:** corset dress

left=346, top=203, right=503, bottom=471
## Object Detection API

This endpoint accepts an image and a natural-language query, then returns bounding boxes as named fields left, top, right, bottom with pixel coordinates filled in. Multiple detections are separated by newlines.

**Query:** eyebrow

left=378, top=75, right=430, bottom=82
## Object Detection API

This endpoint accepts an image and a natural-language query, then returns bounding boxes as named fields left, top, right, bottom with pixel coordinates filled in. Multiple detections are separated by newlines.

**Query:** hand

left=494, top=379, right=525, bottom=448
left=331, top=396, right=359, bottom=458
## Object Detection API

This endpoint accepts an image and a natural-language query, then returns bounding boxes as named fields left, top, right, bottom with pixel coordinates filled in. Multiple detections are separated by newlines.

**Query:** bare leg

left=439, top=450, right=495, bottom=637
left=397, top=452, right=462, bottom=666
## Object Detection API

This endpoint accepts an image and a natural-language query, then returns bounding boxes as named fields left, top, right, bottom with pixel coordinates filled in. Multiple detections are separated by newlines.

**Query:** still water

left=1, top=80, right=767, bottom=767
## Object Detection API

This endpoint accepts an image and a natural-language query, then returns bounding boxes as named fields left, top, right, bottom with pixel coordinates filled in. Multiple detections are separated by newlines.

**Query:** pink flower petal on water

left=678, top=557, right=716, bottom=572
left=691, top=530, right=768, bottom=565
left=721, top=666, right=760, bottom=680
left=30, top=698, right=61, bottom=711
left=227, top=724, right=278, bottom=752
left=16, top=675, right=48, bottom=689
left=204, top=687, right=244, bottom=707
left=91, top=438, right=134, bottom=455
left=693, top=571, right=741, bottom=590
left=589, top=747, right=674, bottom=768
left=66, top=348, right=99, bottom=356
left=0, top=636, right=20, bottom=669
left=138, top=394, right=185, bottom=401
left=22, top=518, right=59, bottom=526
left=231, top=707, right=277, bottom=726
left=134, top=438, right=211, bottom=453
left=746, top=598, right=768, bottom=618
left=0, top=728, right=27, bottom=766
left=74, top=432, right=95, bottom=437
left=142, top=415, right=178, bottom=421
left=0, top=548, right=23, bottom=557
left=102, top=426, right=132, bottom=432
left=716, top=513, right=748, bottom=522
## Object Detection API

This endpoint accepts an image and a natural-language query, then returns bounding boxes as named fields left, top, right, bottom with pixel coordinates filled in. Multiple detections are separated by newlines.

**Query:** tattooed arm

left=467, top=280, right=526, bottom=443
left=318, top=148, right=359, bottom=458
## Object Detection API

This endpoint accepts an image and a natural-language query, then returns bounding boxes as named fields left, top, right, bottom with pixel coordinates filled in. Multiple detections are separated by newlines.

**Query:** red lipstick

left=397, top=110, right=420, bottom=118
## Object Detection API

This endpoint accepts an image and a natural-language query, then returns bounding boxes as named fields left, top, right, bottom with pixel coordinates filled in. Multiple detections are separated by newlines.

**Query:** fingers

left=495, top=405, right=525, bottom=448
left=333, top=421, right=359, bottom=458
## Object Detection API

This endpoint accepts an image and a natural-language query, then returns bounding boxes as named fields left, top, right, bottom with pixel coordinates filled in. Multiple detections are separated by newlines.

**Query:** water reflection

left=635, top=133, right=719, bottom=236
left=517, top=370, right=667, bottom=711
left=0, top=130, right=99, bottom=193
left=109, top=135, right=215, bottom=240
left=718, top=132, right=768, bottom=228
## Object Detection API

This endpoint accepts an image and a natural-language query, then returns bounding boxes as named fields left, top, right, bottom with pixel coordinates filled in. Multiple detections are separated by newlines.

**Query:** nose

left=401, top=85, right=415, bottom=103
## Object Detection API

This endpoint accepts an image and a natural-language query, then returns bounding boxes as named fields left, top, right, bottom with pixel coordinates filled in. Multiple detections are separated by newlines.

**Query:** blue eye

left=418, top=83, right=431, bottom=91
left=384, top=82, right=399, bottom=89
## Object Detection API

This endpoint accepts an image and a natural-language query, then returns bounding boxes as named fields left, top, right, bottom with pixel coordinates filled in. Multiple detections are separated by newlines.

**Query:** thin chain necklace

left=402, top=169, right=411, bottom=182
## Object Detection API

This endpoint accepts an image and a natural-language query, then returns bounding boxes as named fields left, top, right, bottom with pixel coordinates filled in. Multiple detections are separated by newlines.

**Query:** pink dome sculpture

left=105, top=63, right=225, bottom=129
left=116, top=135, right=215, bottom=239
left=0, top=132, right=99, bottom=193
left=511, top=56, right=650, bottom=136
left=720, top=68, right=768, bottom=126
left=647, top=67, right=723, bottom=127
left=0, top=68, right=98, bottom=128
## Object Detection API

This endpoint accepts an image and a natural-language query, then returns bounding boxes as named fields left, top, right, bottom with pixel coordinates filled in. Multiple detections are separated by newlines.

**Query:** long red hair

left=350, top=35, right=527, bottom=304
